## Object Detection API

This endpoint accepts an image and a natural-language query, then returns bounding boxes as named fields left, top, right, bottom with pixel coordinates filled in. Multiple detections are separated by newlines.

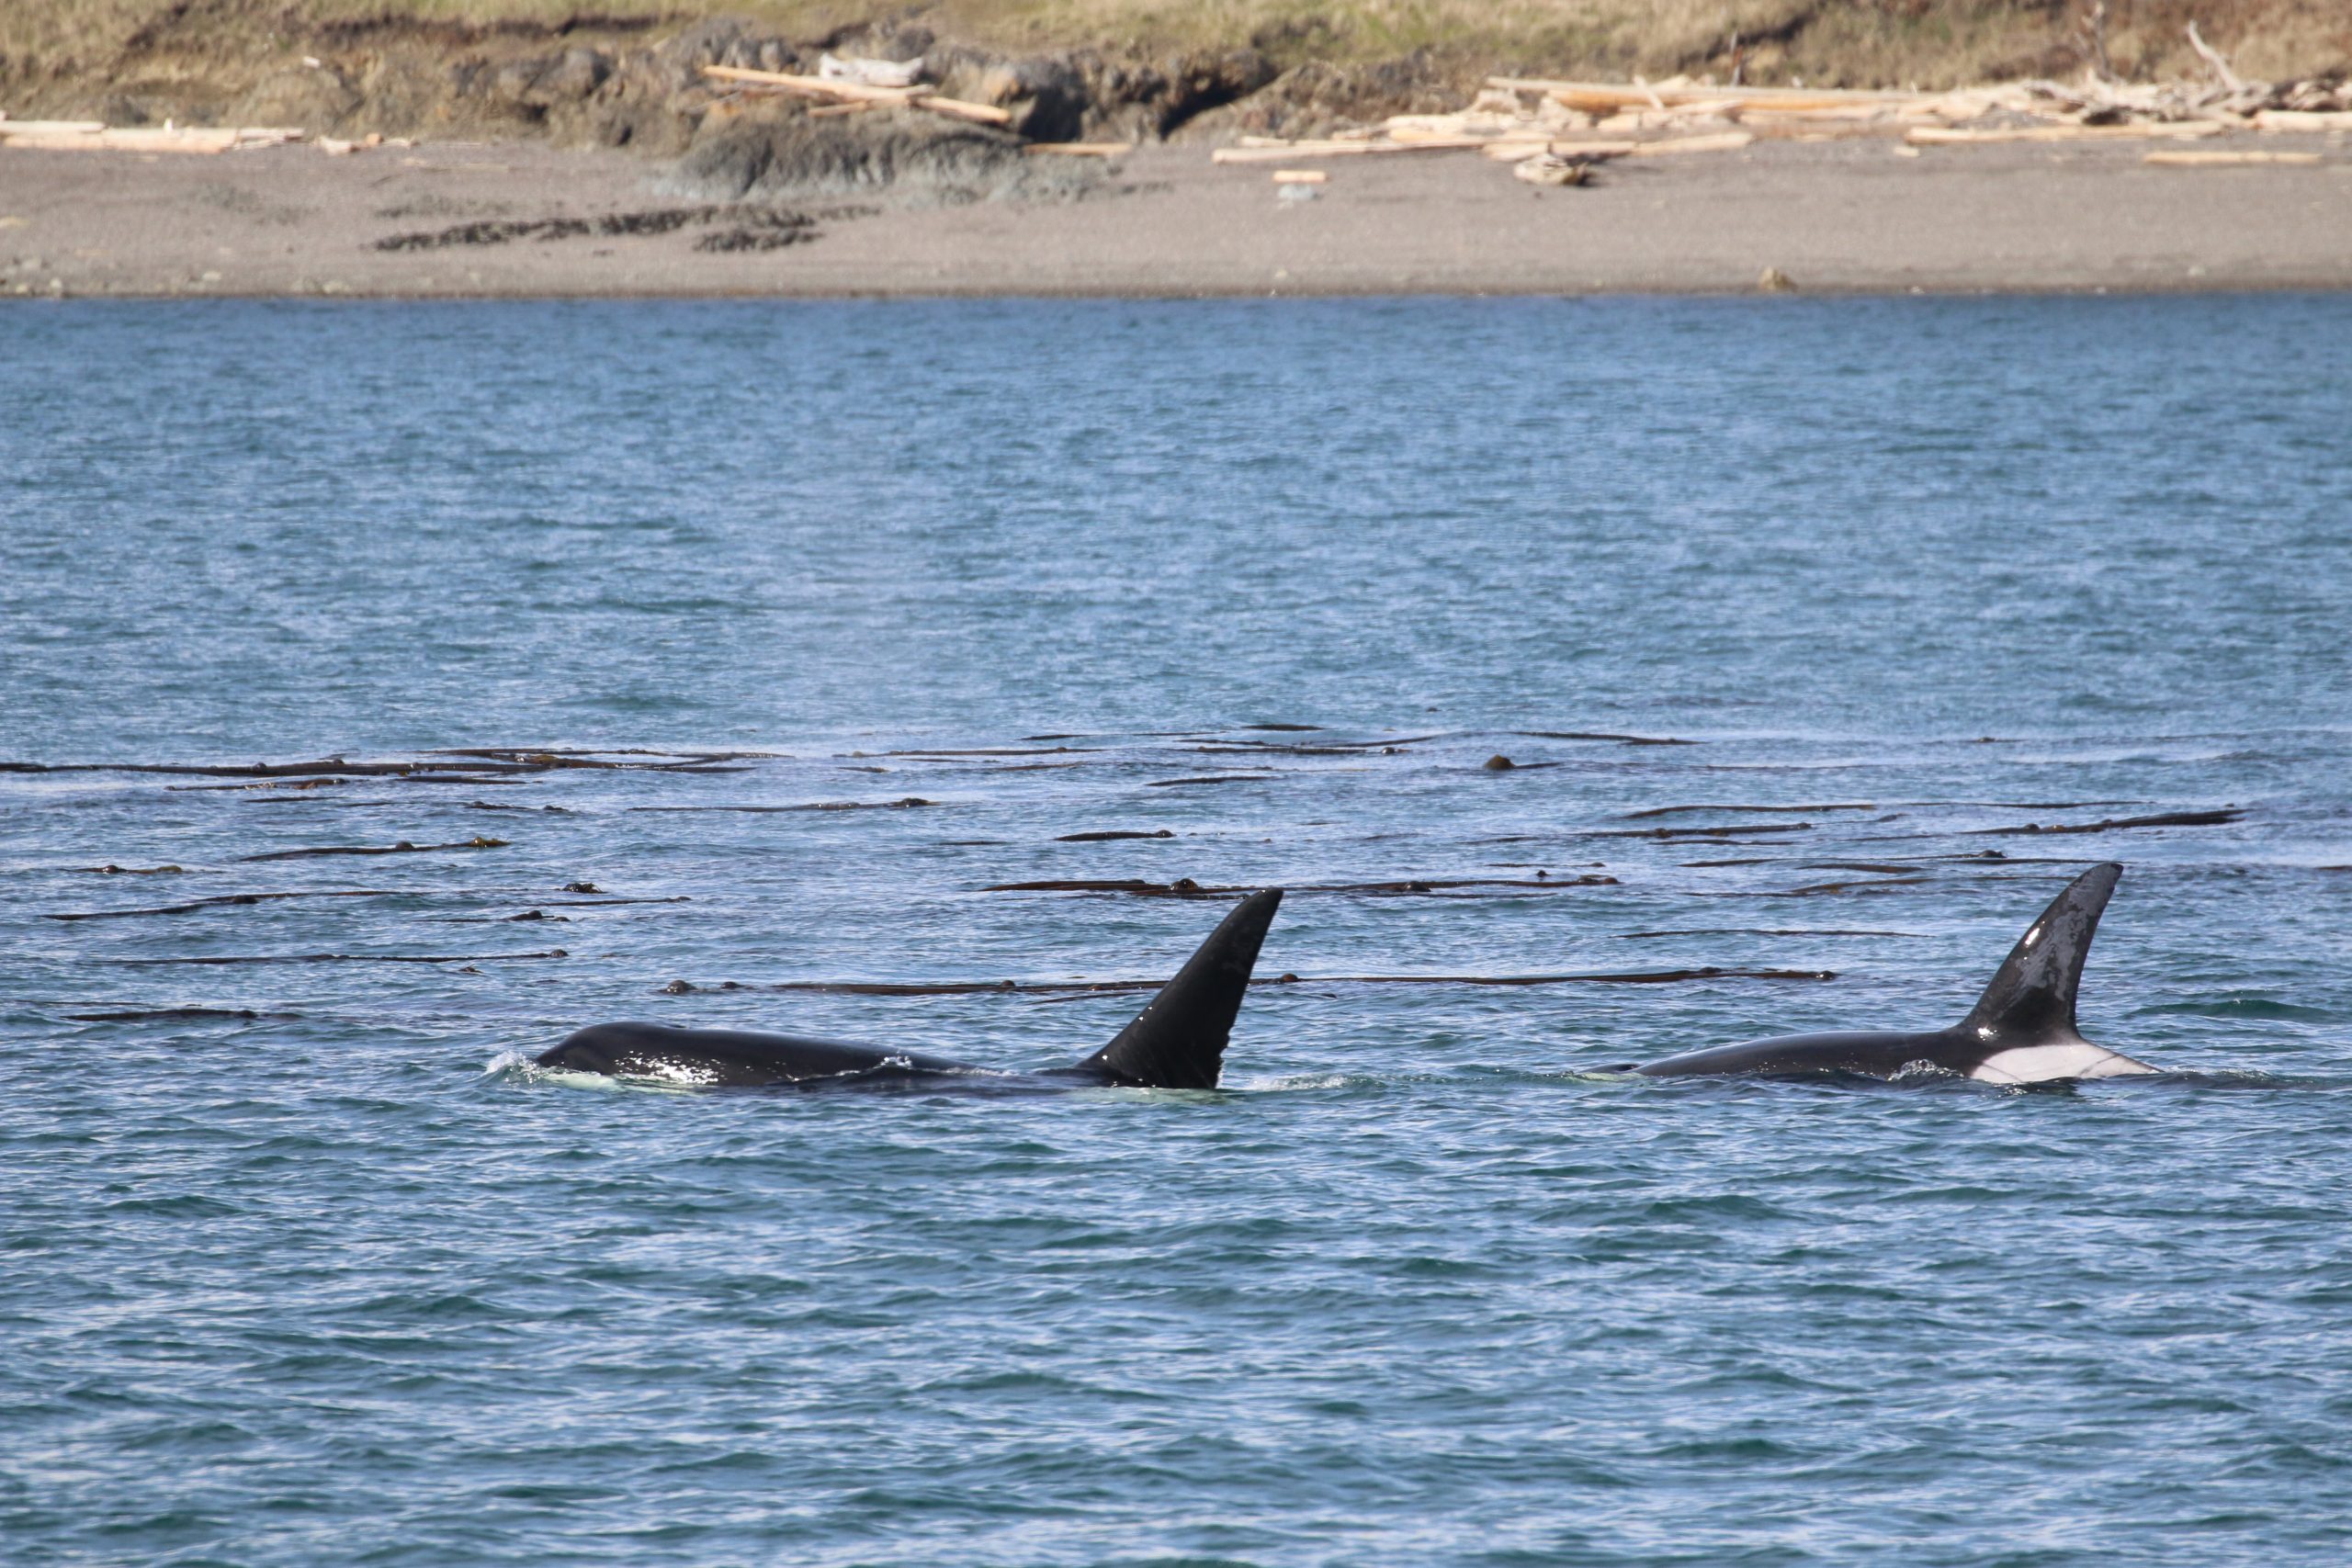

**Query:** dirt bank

left=5, top=3, right=2348, bottom=160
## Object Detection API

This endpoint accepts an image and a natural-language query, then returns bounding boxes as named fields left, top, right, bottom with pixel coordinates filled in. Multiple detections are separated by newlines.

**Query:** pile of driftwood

left=696, top=60, right=1141, bottom=156
left=1216, top=28, right=2349, bottom=181
left=699, top=59, right=1012, bottom=128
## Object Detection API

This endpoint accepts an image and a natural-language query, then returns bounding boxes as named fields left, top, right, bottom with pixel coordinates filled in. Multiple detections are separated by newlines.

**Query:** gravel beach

left=3, top=132, right=2348, bottom=298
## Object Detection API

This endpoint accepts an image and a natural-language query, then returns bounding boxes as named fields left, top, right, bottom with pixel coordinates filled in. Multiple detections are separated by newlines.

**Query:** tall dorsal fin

left=1074, top=889, right=1282, bottom=1089
left=1959, top=863, right=2121, bottom=1040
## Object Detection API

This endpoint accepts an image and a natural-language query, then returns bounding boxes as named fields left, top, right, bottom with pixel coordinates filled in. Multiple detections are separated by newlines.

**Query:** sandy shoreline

left=3, top=132, right=2349, bottom=299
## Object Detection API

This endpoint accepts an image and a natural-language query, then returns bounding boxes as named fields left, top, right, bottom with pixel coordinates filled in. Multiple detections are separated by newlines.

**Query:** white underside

left=1968, top=1041, right=2158, bottom=1084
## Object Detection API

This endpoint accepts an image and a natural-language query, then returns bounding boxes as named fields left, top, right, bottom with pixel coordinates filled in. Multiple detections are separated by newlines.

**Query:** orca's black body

left=537, top=889, right=1281, bottom=1092
left=1627, top=863, right=2155, bottom=1084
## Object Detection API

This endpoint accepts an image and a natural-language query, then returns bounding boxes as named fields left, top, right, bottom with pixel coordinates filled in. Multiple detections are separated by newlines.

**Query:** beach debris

left=0, top=122, right=305, bottom=154
left=2145, top=150, right=2324, bottom=167
left=1207, top=29, right=2350, bottom=185
left=1758, top=266, right=1796, bottom=292
left=698, top=63, right=1011, bottom=127
left=1272, top=168, right=1327, bottom=184
left=818, top=53, right=924, bottom=90
left=1485, top=139, right=1638, bottom=163
left=1906, top=121, right=2223, bottom=144
left=2254, top=110, right=2352, bottom=132
left=1022, top=142, right=1134, bottom=157
left=1626, top=130, right=1756, bottom=156
left=1511, top=154, right=1590, bottom=186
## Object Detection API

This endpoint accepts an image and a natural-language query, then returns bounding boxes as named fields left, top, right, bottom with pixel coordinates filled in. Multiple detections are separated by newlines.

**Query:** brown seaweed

left=630, top=798, right=932, bottom=813
left=1973, top=809, right=2243, bottom=836
left=695, top=966, right=1831, bottom=996
left=1765, top=877, right=1931, bottom=897
left=1623, top=802, right=1873, bottom=819
left=237, top=837, right=508, bottom=862
left=1621, top=928, right=1916, bottom=940
left=105, top=949, right=568, bottom=966
left=1513, top=730, right=1695, bottom=746
left=67, top=1007, right=305, bottom=1022
left=1146, top=775, right=1275, bottom=788
left=46, top=888, right=406, bottom=920
left=1594, top=823, right=1815, bottom=840
left=979, top=876, right=1616, bottom=897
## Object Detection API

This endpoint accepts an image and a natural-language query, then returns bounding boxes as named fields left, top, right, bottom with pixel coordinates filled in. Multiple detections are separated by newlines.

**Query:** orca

left=536, top=888, right=1281, bottom=1092
left=1624, top=863, right=2156, bottom=1084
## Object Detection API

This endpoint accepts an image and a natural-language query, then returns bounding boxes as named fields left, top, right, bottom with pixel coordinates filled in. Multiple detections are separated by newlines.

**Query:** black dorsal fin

left=1075, top=889, right=1282, bottom=1089
left=1959, top=863, right=2121, bottom=1040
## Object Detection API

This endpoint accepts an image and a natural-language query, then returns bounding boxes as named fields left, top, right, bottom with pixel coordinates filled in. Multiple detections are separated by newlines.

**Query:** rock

left=1483, top=754, right=1516, bottom=771
left=1758, top=266, right=1797, bottom=292
left=669, top=114, right=1104, bottom=207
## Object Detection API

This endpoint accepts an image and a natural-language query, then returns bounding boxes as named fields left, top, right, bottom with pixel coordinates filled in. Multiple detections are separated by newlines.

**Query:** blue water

left=4, top=296, right=2351, bottom=1566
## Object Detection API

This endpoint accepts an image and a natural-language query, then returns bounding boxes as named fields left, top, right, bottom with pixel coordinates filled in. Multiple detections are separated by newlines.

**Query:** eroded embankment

left=8, top=3, right=2346, bottom=179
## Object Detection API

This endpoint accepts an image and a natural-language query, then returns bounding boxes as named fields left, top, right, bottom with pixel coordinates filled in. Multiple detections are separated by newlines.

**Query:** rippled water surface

left=5, top=297, right=2351, bottom=1566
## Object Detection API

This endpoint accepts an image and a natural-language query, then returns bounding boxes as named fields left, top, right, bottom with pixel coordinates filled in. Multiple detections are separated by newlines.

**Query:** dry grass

left=5, top=0, right=2346, bottom=96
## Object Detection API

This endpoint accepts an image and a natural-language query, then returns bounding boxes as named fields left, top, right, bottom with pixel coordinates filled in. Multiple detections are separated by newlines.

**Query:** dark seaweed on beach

left=371, top=207, right=818, bottom=252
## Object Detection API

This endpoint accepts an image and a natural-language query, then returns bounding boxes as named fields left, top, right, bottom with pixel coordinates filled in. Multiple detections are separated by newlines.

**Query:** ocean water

left=3, top=295, right=2350, bottom=1566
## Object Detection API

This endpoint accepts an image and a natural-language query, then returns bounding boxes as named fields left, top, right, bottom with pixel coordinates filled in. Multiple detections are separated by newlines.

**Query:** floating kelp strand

left=1622, top=802, right=1874, bottom=818
left=1512, top=730, right=1695, bottom=746
left=1620, top=928, right=1920, bottom=940
left=1973, top=808, right=2244, bottom=835
left=628, top=798, right=932, bottom=813
left=64, top=1007, right=306, bottom=1022
left=102, top=949, right=569, bottom=966
left=678, top=966, right=1834, bottom=997
left=978, top=876, right=1617, bottom=897
left=46, top=888, right=409, bottom=920
left=237, top=838, right=509, bottom=863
